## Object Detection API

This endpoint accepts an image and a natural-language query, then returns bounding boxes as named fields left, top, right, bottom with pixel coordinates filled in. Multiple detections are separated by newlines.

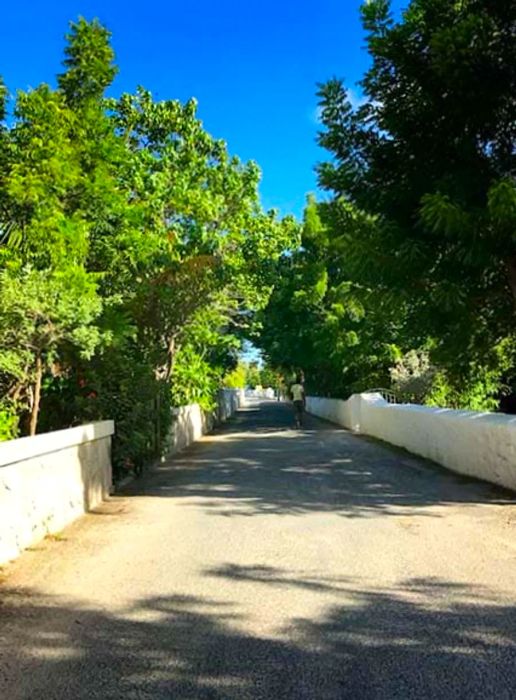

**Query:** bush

left=0, top=403, right=19, bottom=441
left=170, top=345, right=222, bottom=412
left=389, top=350, right=436, bottom=404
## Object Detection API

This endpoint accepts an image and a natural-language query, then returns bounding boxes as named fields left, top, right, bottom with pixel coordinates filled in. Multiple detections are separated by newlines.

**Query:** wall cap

left=308, top=393, right=516, bottom=429
left=0, top=421, right=115, bottom=468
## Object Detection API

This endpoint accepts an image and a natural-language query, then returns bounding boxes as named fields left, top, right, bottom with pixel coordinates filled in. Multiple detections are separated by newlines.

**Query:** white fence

left=0, top=421, right=114, bottom=565
left=307, top=393, right=516, bottom=492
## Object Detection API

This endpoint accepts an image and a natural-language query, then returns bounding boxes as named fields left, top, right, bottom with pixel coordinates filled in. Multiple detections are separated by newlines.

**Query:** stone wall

left=0, top=421, right=114, bottom=565
left=307, top=393, right=516, bottom=492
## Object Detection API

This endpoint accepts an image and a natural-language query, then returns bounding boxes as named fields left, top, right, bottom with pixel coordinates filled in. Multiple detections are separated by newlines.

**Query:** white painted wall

left=217, top=388, right=245, bottom=422
left=168, top=403, right=207, bottom=454
left=0, top=389, right=245, bottom=566
left=246, top=388, right=275, bottom=399
left=0, top=421, right=114, bottom=565
left=167, top=389, right=245, bottom=455
left=305, top=395, right=362, bottom=433
left=307, top=393, right=516, bottom=492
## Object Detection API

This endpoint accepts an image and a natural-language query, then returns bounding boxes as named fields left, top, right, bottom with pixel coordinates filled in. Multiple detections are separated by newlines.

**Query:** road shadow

left=121, top=401, right=515, bottom=519
left=1, top=576, right=516, bottom=698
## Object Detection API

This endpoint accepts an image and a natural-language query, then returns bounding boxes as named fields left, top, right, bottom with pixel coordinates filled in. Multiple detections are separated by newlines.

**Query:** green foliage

left=88, top=346, right=169, bottom=474
left=258, top=1, right=516, bottom=410
left=0, top=403, right=19, bottom=441
left=256, top=194, right=395, bottom=398
left=259, top=365, right=281, bottom=389
left=38, top=340, right=168, bottom=476
left=390, top=350, right=436, bottom=404
left=426, top=372, right=499, bottom=413
left=224, top=363, right=247, bottom=389
left=0, top=18, right=297, bottom=466
left=171, top=346, right=222, bottom=412
left=350, top=1, right=512, bottom=335
left=58, top=17, right=117, bottom=105
left=245, top=363, right=262, bottom=389
left=0, top=266, right=102, bottom=433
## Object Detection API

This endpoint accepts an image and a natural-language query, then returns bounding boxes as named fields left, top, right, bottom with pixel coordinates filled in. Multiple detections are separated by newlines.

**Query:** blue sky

left=0, top=0, right=404, bottom=220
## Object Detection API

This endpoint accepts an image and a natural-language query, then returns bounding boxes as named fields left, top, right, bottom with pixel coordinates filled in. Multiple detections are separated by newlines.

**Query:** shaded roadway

left=2, top=399, right=516, bottom=698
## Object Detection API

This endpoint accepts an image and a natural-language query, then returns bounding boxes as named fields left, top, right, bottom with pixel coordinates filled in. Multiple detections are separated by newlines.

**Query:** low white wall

left=246, top=388, right=275, bottom=400
left=169, top=404, right=207, bottom=454
left=167, top=389, right=245, bottom=455
left=306, top=395, right=362, bottom=433
left=0, top=421, right=114, bottom=565
left=217, top=388, right=245, bottom=422
left=307, top=393, right=516, bottom=492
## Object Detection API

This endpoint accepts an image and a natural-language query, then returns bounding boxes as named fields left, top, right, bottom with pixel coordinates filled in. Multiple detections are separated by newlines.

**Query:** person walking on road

left=290, top=375, right=305, bottom=429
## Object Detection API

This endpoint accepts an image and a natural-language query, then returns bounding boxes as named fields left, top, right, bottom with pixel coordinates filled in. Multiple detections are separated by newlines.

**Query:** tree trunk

left=7, top=382, right=23, bottom=401
left=155, top=390, right=161, bottom=455
left=165, top=336, right=179, bottom=381
left=29, top=354, right=43, bottom=437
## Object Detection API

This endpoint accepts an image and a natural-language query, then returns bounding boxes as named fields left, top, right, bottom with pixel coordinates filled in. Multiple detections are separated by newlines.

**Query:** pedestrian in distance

left=290, top=375, right=305, bottom=429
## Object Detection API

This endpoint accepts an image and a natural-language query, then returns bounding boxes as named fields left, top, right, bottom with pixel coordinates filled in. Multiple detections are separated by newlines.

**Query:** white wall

left=0, top=421, right=114, bottom=565
left=168, top=404, right=207, bottom=454
left=307, top=393, right=516, bottom=492
left=217, top=388, right=245, bottom=422
left=0, top=389, right=245, bottom=566
left=167, top=389, right=245, bottom=456
left=306, top=395, right=362, bottom=433
left=246, top=388, right=275, bottom=400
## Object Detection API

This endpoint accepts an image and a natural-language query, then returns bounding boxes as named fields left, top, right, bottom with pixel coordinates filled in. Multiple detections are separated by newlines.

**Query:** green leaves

left=0, top=17, right=297, bottom=446
left=419, top=193, right=471, bottom=239
left=0, top=266, right=103, bottom=434
left=0, top=266, right=102, bottom=359
left=0, top=405, right=18, bottom=441
left=58, top=17, right=117, bottom=105
left=307, top=0, right=516, bottom=406
left=258, top=1, right=516, bottom=408
left=360, top=0, right=393, bottom=35
left=488, top=179, right=516, bottom=230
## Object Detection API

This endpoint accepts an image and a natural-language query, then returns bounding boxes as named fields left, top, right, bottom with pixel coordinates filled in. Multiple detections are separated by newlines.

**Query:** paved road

left=2, top=400, right=516, bottom=699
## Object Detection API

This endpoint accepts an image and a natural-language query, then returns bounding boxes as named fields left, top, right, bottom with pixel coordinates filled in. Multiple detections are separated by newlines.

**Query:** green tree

left=314, top=0, right=516, bottom=406
left=58, top=17, right=117, bottom=105
left=245, top=362, right=262, bottom=389
left=224, top=362, right=247, bottom=389
left=110, top=87, right=296, bottom=384
left=0, top=16, right=297, bottom=465
left=0, top=267, right=101, bottom=434
left=257, top=194, right=396, bottom=397
left=260, top=365, right=281, bottom=390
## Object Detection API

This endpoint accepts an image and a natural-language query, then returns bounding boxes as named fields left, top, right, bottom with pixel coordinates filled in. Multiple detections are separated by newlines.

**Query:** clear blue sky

left=0, top=0, right=404, bottom=220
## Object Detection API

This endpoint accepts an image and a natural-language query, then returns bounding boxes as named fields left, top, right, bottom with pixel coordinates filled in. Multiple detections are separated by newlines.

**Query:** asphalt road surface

left=2, top=399, right=516, bottom=699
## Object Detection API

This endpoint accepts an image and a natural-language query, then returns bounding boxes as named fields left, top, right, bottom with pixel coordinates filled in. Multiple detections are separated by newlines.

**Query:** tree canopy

left=3, top=2, right=515, bottom=462
left=257, top=0, right=516, bottom=409
left=0, top=18, right=298, bottom=472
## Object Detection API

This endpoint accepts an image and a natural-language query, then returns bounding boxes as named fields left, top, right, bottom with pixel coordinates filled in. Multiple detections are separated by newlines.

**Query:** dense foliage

left=3, top=1, right=514, bottom=461
left=257, top=0, right=516, bottom=409
left=224, top=360, right=282, bottom=394
left=0, top=18, right=297, bottom=473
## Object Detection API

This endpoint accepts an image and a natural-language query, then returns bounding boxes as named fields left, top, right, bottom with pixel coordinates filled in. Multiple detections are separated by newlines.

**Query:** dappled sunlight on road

left=3, top=401, right=516, bottom=698
left=1, top=574, right=516, bottom=698
left=124, top=401, right=515, bottom=521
